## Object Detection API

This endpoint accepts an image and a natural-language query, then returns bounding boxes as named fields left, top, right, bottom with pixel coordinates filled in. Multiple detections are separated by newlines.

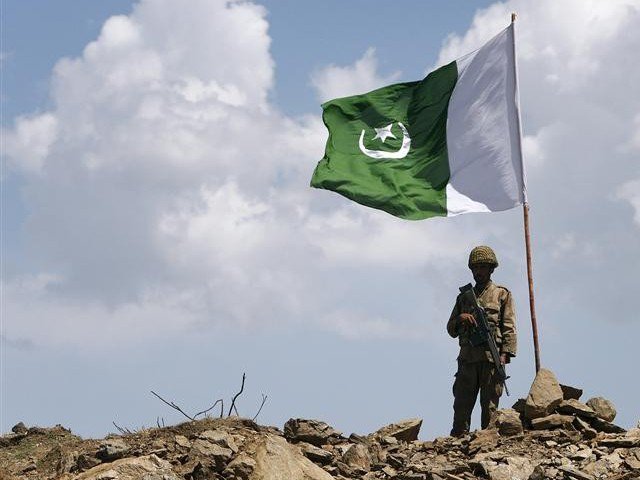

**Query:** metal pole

left=511, top=13, right=541, bottom=372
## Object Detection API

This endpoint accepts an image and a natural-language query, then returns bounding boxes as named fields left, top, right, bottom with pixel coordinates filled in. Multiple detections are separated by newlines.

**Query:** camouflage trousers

left=451, top=360, right=504, bottom=436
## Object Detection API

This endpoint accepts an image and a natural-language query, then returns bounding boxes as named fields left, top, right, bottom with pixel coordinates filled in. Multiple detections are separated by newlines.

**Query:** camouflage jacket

left=447, top=281, right=517, bottom=363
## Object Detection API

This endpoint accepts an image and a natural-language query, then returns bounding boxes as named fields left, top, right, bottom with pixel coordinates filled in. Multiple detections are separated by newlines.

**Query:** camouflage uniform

left=447, top=280, right=517, bottom=435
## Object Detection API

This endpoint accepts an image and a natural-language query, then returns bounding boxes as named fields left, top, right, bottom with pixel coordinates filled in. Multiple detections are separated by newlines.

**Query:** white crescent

left=358, top=122, right=411, bottom=159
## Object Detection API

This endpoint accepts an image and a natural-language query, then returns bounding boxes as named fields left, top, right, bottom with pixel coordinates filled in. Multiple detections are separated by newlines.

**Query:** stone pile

left=1, top=370, right=638, bottom=480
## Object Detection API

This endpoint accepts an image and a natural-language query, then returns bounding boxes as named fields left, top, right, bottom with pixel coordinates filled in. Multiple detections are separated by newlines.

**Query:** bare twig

left=194, top=399, right=223, bottom=419
left=219, top=400, right=224, bottom=418
left=228, top=372, right=246, bottom=416
left=112, top=421, right=133, bottom=435
left=151, top=390, right=195, bottom=421
left=252, top=394, right=268, bottom=421
left=156, top=416, right=165, bottom=428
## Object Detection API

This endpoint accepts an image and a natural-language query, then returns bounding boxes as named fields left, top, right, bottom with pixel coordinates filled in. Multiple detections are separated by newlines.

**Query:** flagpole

left=511, top=12, right=541, bottom=373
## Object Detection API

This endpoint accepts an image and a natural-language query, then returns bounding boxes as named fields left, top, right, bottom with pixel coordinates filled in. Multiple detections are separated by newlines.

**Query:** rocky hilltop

left=1, top=369, right=639, bottom=480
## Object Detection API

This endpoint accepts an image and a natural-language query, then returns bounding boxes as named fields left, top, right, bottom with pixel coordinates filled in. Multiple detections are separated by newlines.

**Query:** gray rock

left=72, top=454, right=180, bottom=480
left=174, top=434, right=191, bottom=449
left=597, top=436, right=640, bottom=448
left=530, top=414, right=574, bottom=430
left=528, top=465, right=546, bottom=480
left=569, top=448, right=592, bottom=461
left=511, top=398, right=526, bottom=415
left=490, top=409, right=523, bottom=436
left=485, top=456, right=535, bottom=480
left=373, top=418, right=422, bottom=442
left=560, top=384, right=583, bottom=401
left=624, top=447, right=640, bottom=469
left=587, top=416, right=626, bottom=434
left=76, top=454, right=102, bottom=471
left=222, top=453, right=256, bottom=480
left=284, top=418, right=342, bottom=446
left=585, top=397, right=616, bottom=422
left=583, top=451, right=623, bottom=478
left=190, top=439, right=233, bottom=469
left=190, top=461, right=218, bottom=480
left=11, top=422, right=28, bottom=434
left=342, top=443, right=371, bottom=472
left=525, top=368, right=564, bottom=420
left=250, top=434, right=333, bottom=480
left=573, top=416, right=598, bottom=440
left=96, top=439, right=130, bottom=462
left=397, top=473, right=427, bottom=480
left=558, top=465, right=595, bottom=480
left=199, top=429, right=239, bottom=453
left=467, top=429, right=499, bottom=454
left=300, top=442, right=334, bottom=465
left=556, top=399, right=595, bottom=418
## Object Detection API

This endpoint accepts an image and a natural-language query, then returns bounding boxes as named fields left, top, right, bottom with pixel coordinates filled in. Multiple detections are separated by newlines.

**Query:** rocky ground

left=1, top=369, right=639, bottom=480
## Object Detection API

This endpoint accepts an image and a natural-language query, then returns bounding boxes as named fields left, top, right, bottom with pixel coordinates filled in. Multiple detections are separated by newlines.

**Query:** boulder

left=485, top=456, right=535, bottom=480
left=199, top=429, right=239, bottom=453
left=585, top=397, right=616, bottom=422
left=11, top=422, right=28, bottom=434
left=524, top=369, right=563, bottom=420
left=490, top=409, right=523, bottom=436
left=583, top=451, right=623, bottom=478
left=223, top=453, right=257, bottom=480
left=300, top=442, right=334, bottom=465
left=511, top=398, right=526, bottom=415
left=174, top=434, right=191, bottom=449
left=467, top=429, right=499, bottom=454
left=624, top=448, right=640, bottom=469
left=373, top=418, right=422, bottom=442
left=189, top=439, right=233, bottom=469
left=342, top=443, right=371, bottom=472
left=560, top=384, right=583, bottom=401
left=72, top=454, right=180, bottom=480
left=284, top=419, right=341, bottom=446
left=76, top=454, right=101, bottom=471
left=95, top=438, right=129, bottom=462
left=250, top=434, right=333, bottom=480
left=587, top=416, right=626, bottom=434
left=558, top=465, right=596, bottom=480
left=556, top=399, right=595, bottom=418
left=530, top=414, right=574, bottom=430
left=573, top=417, right=597, bottom=440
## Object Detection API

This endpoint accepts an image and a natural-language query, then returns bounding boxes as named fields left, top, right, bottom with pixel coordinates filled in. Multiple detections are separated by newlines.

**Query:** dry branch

left=151, top=390, right=196, bottom=421
left=112, top=421, right=133, bottom=435
left=228, top=372, right=246, bottom=416
left=194, top=399, right=223, bottom=419
left=252, top=394, right=268, bottom=421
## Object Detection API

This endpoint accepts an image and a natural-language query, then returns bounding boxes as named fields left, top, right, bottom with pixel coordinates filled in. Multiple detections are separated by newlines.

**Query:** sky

left=1, top=0, right=639, bottom=440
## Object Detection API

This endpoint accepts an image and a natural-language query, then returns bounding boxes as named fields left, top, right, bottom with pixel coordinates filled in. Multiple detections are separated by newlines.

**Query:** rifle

left=459, top=283, right=510, bottom=396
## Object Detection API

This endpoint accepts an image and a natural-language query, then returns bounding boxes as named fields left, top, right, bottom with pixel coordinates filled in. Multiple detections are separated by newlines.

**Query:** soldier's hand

left=500, top=353, right=508, bottom=365
left=458, top=313, right=476, bottom=327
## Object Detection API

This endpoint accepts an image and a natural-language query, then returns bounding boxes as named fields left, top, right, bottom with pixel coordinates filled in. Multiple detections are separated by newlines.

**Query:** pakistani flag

left=311, top=24, right=526, bottom=220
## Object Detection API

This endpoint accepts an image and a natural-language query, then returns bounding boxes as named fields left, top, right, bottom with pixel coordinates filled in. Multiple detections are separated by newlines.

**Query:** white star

left=372, top=123, right=396, bottom=143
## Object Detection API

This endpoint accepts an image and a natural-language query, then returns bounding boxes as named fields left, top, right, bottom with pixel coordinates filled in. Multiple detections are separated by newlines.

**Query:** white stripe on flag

left=445, top=24, right=525, bottom=216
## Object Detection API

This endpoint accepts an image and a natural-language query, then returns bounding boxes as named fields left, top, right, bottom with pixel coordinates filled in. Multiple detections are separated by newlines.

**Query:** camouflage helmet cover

left=468, top=245, right=498, bottom=268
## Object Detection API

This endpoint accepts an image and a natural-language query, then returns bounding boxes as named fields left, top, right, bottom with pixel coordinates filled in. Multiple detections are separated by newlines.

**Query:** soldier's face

left=471, top=264, right=494, bottom=284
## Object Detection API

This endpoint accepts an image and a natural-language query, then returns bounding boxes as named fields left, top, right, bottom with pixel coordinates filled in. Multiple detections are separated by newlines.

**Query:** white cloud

left=319, top=310, right=432, bottom=341
left=617, top=180, right=640, bottom=226
left=3, top=113, right=58, bottom=174
left=4, top=0, right=640, bottom=350
left=310, top=48, right=401, bottom=103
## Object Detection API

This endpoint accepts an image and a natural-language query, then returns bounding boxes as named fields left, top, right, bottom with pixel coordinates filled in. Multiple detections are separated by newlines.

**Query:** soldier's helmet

left=468, top=246, right=499, bottom=268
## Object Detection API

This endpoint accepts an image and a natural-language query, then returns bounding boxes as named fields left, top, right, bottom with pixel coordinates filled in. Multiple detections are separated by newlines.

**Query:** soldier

left=447, top=246, right=517, bottom=436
